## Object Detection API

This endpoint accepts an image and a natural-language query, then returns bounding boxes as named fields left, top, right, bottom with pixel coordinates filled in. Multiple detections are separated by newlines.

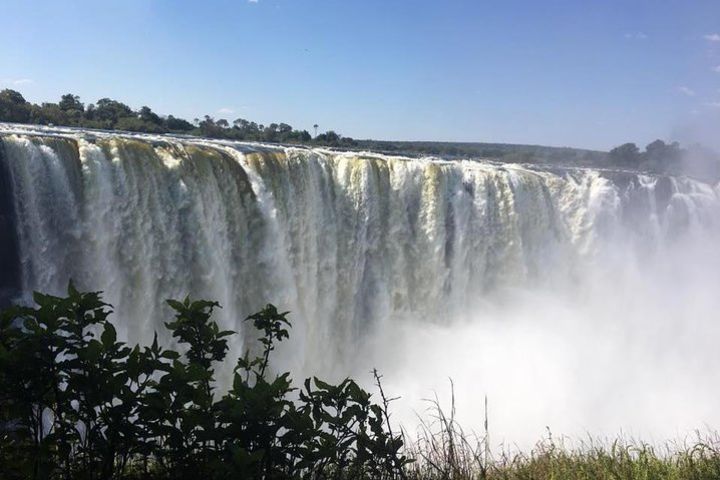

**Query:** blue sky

left=1, top=0, right=719, bottom=150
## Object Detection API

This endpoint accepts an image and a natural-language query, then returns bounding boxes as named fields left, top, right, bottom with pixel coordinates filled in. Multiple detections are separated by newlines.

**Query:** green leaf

left=166, top=299, right=185, bottom=311
left=160, top=350, right=180, bottom=360
left=314, top=377, right=333, bottom=391
left=85, top=339, right=103, bottom=361
left=101, top=322, right=117, bottom=347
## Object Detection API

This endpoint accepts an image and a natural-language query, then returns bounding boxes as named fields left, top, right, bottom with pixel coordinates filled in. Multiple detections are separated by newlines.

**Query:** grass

left=400, top=390, right=720, bottom=480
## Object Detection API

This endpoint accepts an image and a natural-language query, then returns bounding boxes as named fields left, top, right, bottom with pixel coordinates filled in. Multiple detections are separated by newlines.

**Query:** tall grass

left=402, top=387, right=720, bottom=480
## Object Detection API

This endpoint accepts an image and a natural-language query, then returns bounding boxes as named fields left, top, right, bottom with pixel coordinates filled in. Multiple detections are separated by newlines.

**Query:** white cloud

left=705, top=101, right=720, bottom=108
left=624, top=32, right=648, bottom=40
left=0, top=78, right=34, bottom=87
left=248, top=0, right=259, bottom=3
left=704, top=33, right=720, bottom=42
left=677, top=86, right=696, bottom=97
left=217, top=107, right=234, bottom=115
left=713, top=65, right=720, bottom=73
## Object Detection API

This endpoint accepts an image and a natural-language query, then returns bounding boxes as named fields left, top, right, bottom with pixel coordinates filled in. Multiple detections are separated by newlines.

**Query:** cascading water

left=2, top=124, right=719, bottom=445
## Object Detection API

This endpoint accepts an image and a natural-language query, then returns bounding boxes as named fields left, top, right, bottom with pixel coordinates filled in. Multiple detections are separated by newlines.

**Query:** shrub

left=0, top=284, right=409, bottom=480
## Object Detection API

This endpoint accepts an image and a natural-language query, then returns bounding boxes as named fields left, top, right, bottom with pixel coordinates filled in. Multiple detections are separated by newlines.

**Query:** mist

left=358, top=215, right=720, bottom=448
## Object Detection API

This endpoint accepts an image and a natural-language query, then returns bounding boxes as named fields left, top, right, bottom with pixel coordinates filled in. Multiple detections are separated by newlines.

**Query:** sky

left=1, top=0, right=719, bottom=150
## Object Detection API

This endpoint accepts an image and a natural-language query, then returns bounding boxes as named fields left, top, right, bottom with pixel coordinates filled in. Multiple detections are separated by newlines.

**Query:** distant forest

left=1, top=89, right=718, bottom=180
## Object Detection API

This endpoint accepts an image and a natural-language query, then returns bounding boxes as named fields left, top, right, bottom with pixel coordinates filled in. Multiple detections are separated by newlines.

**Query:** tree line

left=608, top=140, right=720, bottom=180
left=0, top=284, right=409, bottom=479
left=0, top=89, right=357, bottom=147
left=2, top=88, right=718, bottom=180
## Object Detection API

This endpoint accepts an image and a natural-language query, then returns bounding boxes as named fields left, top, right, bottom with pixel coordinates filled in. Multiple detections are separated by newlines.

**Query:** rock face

left=0, top=141, right=21, bottom=307
left=0, top=124, right=718, bottom=377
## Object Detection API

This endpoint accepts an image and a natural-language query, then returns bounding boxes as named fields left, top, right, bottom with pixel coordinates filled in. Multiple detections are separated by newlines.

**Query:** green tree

left=92, top=98, right=134, bottom=125
left=29, top=103, right=69, bottom=126
left=644, top=139, right=682, bottom=172
left=165, top=115, right=194, bottom=131
left=198, top=115, right=225, bottom=138
left=0, top=89, right=31, bottom=123
left=263, top=123, right=279, bottom=142
left=608, top=142, right=640, bottom=165
left=58, top=94, right=84, bottom=112
left=115, top=116, right=167, bottom=134
left=316, top=130, right=341, bottom=146
left=138, top=106, right=163, bottom=125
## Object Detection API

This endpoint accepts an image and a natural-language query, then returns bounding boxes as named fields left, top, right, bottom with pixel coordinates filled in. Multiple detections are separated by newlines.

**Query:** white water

left=2, top=125, right=719, bottom=447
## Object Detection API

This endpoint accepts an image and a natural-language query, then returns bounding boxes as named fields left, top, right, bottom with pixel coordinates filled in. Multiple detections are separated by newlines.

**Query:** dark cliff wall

left=0, top=139, right=21, bottom=307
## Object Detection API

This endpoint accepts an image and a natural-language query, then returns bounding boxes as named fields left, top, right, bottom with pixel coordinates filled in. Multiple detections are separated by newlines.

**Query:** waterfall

left=2, top=125, right=720, bottom=443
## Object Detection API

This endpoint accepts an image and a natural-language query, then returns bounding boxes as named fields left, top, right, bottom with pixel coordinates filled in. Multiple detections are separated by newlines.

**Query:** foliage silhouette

left=0, top=285, right=408, bottom=479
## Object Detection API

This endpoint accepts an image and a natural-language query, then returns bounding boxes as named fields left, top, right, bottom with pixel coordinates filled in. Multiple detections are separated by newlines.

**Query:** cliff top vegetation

left=1, top=88, right=718, bottom=181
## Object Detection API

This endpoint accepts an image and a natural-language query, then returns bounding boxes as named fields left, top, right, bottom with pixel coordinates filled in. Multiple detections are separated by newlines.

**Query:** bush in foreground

left=0, top=285, right=408, bottom=479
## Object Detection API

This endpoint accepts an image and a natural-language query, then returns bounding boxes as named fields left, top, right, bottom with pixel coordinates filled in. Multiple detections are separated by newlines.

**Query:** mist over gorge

left=1, top=124, right=719, bottom=446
